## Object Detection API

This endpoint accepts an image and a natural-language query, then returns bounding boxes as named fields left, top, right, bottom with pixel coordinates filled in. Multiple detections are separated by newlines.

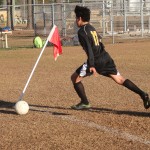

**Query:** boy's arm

left=90, top=67, right=97, bottom=76
left=78, top=32, right=95, bottom=67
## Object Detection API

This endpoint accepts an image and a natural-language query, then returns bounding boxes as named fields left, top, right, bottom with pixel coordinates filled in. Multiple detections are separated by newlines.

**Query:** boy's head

left=74, top=5, right=90, bottom=26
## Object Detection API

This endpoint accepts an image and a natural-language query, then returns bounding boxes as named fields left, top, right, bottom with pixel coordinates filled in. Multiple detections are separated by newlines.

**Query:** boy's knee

left=116, top=78, right=125, bottom=85
left=71, top=72, right=83, bottom=84
left=111, top=75, right=125, bottom=85
left=71, top=73, right=77, bottom=83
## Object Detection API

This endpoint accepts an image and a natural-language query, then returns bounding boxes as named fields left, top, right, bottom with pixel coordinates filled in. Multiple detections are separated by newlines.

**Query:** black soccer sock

left=74, top=82, right=89, bottom=104
left=123, top=79, right=145, bottom=97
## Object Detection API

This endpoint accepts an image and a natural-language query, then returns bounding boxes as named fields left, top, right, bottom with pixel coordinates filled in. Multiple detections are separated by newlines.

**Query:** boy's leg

left=74, top=81, right=89, bottom=105
left=71, top=72, right=90, bottom=109
left=123, top=79, right=145, bottom=96
left=110, top=74, right=150, bottom=109
left=123, top=79, right=150, bottom=109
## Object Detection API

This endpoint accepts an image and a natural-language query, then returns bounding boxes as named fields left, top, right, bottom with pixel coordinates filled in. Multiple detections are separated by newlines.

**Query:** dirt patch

left=0, top=41, right=150, bottom=149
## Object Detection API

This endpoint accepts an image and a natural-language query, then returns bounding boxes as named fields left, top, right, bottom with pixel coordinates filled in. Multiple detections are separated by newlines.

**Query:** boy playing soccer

left=71, top=5, right=150, bottom=110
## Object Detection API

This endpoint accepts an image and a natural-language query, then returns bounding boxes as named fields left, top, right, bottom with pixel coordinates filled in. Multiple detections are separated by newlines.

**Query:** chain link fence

left=0, top=0, right=150, bottom=48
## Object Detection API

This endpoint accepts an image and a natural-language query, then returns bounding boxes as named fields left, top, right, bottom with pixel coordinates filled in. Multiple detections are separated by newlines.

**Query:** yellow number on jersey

left=90, top=31, right=99, bottom=46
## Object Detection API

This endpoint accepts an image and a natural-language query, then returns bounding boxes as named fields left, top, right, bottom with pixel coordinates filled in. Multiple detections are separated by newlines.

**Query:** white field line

left=58, top=115, right=150, bottom=146
left=29, top=106, right=150, bottom=145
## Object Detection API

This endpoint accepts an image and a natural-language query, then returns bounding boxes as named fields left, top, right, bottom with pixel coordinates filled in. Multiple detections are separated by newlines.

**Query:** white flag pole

left=18, top=25, right=56, bottom=101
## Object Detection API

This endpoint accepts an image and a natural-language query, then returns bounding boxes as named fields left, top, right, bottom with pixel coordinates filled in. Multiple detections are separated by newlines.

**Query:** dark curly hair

left=74, top=5, right=91, bottom=22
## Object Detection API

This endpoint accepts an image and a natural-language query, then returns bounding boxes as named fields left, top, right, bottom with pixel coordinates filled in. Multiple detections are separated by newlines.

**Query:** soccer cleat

left=141, top=93, right=150, bottom=109
left=71, top=103, right=91, bottom=110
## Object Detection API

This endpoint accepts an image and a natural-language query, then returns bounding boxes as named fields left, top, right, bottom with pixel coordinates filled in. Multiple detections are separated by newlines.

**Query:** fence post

left=62, top=4, right=66, bottom=37
left=141, top=0, right=144, bottom=37
left=102, top=0, right=105, bottom=36
left=52, top=4, right=55, bottom=26
left=110, top=0, right=114, bottom=44
left=124, top=0, right=127, bottom=32
left=43, top=0, right=46, bottom=35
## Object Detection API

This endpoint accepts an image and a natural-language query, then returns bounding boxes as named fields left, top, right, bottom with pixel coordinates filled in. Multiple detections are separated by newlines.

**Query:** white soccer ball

left=15, top=100, right=29, bottom=115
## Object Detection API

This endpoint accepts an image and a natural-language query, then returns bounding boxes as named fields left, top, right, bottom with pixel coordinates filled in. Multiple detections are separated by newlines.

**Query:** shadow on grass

left=0, top=100, right=70, bottom=116
left=89, top=107, right=150, bottom=118
left=0, top=100, right=15, bottom=108
left=31, top=104, right=150, bottom=118
left=0, top=100, right=149, bottom=117
left=30, top=108, right=71, bottom=116
left=31, top=104, right=71, bottom=110
left=0, top=100, right=16, bottom=115
left=30, top=104, right=71, bottom=116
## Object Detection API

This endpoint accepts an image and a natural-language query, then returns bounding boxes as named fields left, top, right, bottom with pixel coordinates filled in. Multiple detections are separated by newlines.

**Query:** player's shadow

left=30, top=104, right=71, bottom=116
left=31, top=104, right=70, bottom=110
left=88, top=107, right=150, bottom=117
left=31, top=104, right=150, bottom=117
left=0, top=100, right=149, bottom=117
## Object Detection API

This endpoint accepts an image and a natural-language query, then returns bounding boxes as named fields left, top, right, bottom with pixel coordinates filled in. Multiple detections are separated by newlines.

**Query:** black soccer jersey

left=78, top=23, right=105, bottom=67
left=77, top=23, right=118, bottom=76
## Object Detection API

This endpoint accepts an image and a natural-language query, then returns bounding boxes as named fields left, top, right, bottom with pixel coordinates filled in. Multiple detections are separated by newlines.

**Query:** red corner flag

left=48, top=25, right=62, bottom=60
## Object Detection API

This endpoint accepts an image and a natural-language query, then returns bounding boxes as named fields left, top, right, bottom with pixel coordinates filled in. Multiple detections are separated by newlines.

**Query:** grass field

left=0, top=41, right=150, bottom=150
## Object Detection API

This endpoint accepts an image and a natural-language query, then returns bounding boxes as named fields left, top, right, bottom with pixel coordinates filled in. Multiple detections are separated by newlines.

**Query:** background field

left=0, top=41, right=150, bottom=150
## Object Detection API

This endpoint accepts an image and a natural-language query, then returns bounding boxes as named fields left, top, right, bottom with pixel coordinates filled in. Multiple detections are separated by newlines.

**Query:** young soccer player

left=71, top=5, right=150, bottom=110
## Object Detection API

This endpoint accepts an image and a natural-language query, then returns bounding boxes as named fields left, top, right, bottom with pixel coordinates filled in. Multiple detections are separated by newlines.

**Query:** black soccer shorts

left=76, top=52, right=120, bottom=77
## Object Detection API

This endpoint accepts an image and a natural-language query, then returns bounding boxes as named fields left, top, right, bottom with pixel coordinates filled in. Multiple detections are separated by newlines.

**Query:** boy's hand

left=90, top=67, right=97, bottom=76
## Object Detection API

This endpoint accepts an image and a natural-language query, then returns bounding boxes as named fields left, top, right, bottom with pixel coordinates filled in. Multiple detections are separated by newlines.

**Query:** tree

left=7, top=0, right=11, bottom=27
left=7, top=0, right=15, bottom=30
left=0, top=0, right=4, bottom=6
left=27, top=0, right=33, bottom=29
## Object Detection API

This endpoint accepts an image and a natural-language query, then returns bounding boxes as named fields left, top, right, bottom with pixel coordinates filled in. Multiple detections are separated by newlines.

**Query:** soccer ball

left=15, top=100, right=29, bottom=115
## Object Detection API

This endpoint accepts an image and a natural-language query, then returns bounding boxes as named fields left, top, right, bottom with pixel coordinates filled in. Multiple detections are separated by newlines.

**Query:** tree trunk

left=7, top=0, right=11, bottom=27
left=27, top=0, right=33, bottom=29
left=56, top=0, right=63, bottom=2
